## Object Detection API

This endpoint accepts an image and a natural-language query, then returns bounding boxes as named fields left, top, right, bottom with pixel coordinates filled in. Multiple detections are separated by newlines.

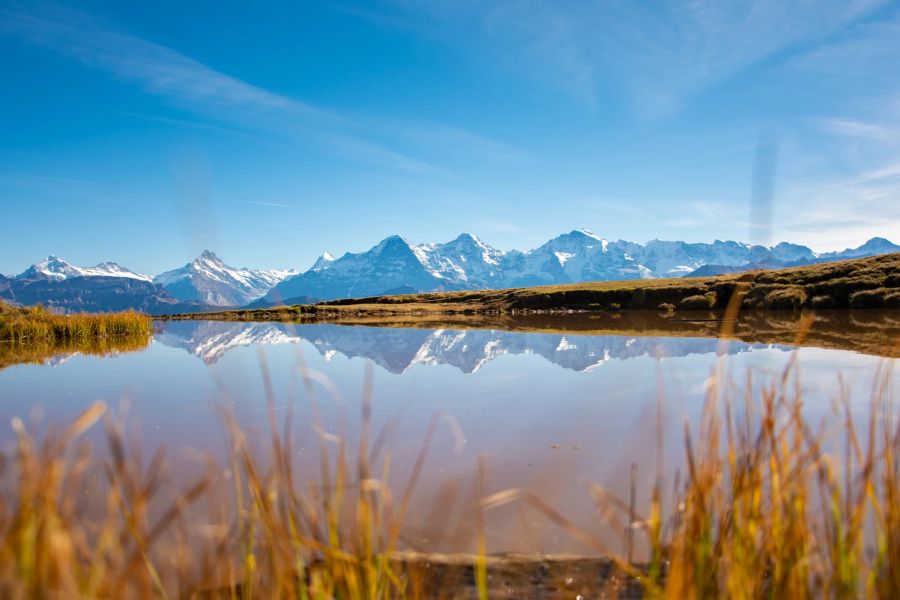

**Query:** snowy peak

left=195, top=250, right=224, bottom=267
left=770, top=242, right=815, bottom=263
left=265, top=234, right=472, bottom=302
left=375, top=235, right=442, bottom=276
left=19, top=255, right=152, bottom=281
left=444, top=232, right=489, bottom=249
left=627, top=239, right=771, bottom=277
left=452, top=232, right=479, bottom=243
left=861, top=236, right=898, bottom=249
left=573, top=228, right=603, bottom=241
left=823, top=237, right=900, bottom=258
left=310, top=251, right=336, bottom=271
left=429, top=233, right=504, bottom=282
left=21, top=255, right=81, bottom=280
left=540, top=229, right=608, bottom=253
left=395, top=233, right=505, bottom=283
left=86, top=262, right=153, bottom=281
left=153, top=251, right=295, bottom=306
left=372, top=235, right=420, bottom=259
left=152, top=251, right=222, bottom=285
left=501, top=229, right=635, bottom=286
left=373, top=234, right=408, bottom=251
left=261, top=268, right=299, bottom=282
left=439, top=233, right=501, bottom=261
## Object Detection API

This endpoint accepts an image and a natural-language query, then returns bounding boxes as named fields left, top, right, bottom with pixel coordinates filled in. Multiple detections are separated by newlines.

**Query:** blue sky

left=2, top=0, right=900, bottom=275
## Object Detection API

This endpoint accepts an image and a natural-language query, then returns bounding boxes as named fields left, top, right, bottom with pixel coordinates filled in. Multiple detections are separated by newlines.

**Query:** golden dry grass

left=0, top=301, right=151, bottom=343
left=0, top=334, right=898, bottom=598
left=0, top=300, right=152, bottom=369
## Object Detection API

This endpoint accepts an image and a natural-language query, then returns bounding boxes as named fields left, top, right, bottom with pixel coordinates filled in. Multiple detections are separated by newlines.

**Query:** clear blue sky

left=2, top=0, right=899, bottom=275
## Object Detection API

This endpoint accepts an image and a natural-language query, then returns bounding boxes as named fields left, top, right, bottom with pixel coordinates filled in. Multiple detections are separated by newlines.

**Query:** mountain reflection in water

left=155, top=320, right=790, bottom=373
left=2, top=313, right=895, bottom=556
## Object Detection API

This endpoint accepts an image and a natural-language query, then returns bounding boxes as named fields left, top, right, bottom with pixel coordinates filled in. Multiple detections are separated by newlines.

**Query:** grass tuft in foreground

left=479, top=353, right=900, bottom=598
left=0, top=347, right=898, bottom=597
left=647, top=357, right=899, bottom=598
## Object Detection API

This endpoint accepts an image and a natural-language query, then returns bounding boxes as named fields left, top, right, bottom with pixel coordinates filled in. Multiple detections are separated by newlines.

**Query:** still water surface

left=1, top=316, right=896, bottom=552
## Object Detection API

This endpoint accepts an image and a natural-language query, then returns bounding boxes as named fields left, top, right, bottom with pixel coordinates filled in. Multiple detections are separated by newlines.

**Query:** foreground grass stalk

left=0, top=351, right=897, bottom=597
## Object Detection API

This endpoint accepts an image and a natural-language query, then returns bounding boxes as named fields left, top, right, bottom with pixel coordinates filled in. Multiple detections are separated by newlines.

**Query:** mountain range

left=2, top=231, right=897, bottom=313
left=263, top=230, right=898, bottom=304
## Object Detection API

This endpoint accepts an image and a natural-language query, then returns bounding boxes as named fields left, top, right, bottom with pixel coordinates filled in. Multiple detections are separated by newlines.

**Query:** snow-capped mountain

left=267, top=232, right=899, bottom=303
left=610, top=239, right=775, bottom=278
left=2, top=255, right=206, bottom=314
left=265, top=235, right=460, bottom=303
left=684, top=237, right=900, bottom=277
left=819, top=237, right=900, bottom=260
left=18, top=255, right=152, bottom=281
left=309, top=251, right=336, bottom=271
left=503, top=229, right=652, bottom=286
left=267, top=230, right=638, bottom=302
left=770, top=242, right=817, bottom=263
left=153, top=250, right=297, bottom=306
left=0, top=274, right=209, bottom=314
left=6, top=233, right=898, bottom=312
left=423, top=233, right=506, bottom=287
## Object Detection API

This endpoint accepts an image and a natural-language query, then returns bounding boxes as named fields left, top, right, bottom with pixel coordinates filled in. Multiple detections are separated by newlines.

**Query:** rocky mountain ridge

left=3, top=234, right=897, bottom=312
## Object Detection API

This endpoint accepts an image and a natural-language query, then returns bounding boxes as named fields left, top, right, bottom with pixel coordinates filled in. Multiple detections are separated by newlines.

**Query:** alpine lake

left=1, top=310, right=897, bottom=556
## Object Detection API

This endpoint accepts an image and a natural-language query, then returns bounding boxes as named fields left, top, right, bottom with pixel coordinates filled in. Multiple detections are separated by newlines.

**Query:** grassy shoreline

left=162, top=252, right=900, bottom=321
left=0, top=301, right=152, bottom=368
left=171, top=309, right=900, bottom=358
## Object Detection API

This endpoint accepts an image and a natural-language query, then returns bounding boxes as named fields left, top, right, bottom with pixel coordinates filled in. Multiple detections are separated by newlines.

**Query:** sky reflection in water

left=0, top=320, right=894, bottom=553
